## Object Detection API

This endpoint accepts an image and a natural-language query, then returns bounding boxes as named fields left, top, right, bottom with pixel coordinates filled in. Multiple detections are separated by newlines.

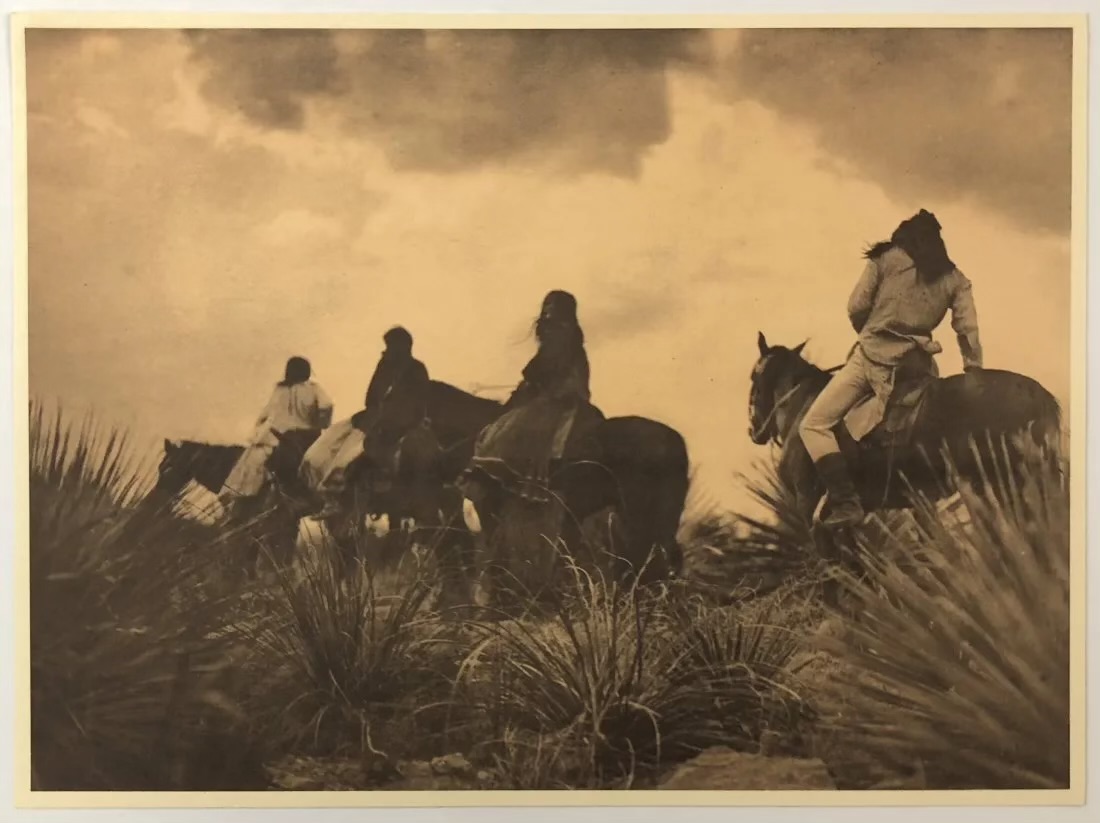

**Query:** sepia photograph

left=11, top=12, right=1086, bottom=806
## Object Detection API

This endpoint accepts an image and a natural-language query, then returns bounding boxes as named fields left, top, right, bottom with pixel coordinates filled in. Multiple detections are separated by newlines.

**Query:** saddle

left=838, top=357, right=938, bottom=450
left=467, top=401, right=605, bottom=504
left=350, top=420, right=439, bottom=496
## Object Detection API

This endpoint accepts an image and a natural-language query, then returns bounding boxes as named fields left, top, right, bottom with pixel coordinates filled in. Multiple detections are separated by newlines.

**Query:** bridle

left=750, top=352, right=842, bottom=445
left=750, top=380, right=805, bottom=445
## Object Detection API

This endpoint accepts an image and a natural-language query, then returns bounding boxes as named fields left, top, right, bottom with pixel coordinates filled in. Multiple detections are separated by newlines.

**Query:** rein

left=752, top=361, right=843, bottom=445
left=752, top=382, right=806, bottom=445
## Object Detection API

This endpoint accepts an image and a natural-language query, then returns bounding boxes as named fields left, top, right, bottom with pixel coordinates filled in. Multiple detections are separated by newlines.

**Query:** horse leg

left=610, top=468, right=687, bottom=586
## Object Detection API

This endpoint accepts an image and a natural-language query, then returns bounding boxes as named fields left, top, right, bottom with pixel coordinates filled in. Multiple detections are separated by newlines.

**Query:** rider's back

left=854, top=245, right=979, bottom=369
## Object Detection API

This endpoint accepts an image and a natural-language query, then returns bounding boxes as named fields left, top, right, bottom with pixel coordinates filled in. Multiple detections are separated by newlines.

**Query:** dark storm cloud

left=185, top=30, right=341, bottom=129
left=186, top=29, right=708, bottom=176
left=725, top=28, right=1073, bottom=233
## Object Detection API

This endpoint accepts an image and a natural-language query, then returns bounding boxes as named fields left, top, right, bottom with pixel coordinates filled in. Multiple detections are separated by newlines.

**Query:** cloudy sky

left=25, top=26, right=1074, bottom=510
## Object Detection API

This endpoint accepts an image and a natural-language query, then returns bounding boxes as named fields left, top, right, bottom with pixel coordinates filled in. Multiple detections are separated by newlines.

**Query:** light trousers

left=798, top=345, right=893, bottom=462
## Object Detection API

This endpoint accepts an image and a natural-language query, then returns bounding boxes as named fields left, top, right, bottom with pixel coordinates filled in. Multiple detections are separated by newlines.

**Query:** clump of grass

left=666, top=594, right=818, bottom=757
left=456, top=559, right=813, bottom=788
left=818, top=437, right=1070, bottom=789
left=232, top=532, right=457, bottom=762
left=29, top=402, right=264, bottom=790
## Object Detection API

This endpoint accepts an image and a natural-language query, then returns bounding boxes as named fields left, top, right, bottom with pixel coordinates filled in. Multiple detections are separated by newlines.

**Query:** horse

left=358, top=380, right=691, bottom=605
left=151, top=439, right=244, bottom=501
left=150, top=435, right=318, bottom=575
left=748, top=331, right=1063, bottom=548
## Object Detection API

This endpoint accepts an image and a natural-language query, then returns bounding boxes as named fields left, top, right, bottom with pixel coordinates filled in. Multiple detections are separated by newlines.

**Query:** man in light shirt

left=798, top=209, right=983, bottom=529
left=219, top=356, right=333, bottom=511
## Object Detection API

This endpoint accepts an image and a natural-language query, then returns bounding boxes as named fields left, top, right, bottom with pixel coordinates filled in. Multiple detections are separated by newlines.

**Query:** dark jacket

left=358, top=353, right=431, bottom=438
left=508, top=326, right=591, bottom=408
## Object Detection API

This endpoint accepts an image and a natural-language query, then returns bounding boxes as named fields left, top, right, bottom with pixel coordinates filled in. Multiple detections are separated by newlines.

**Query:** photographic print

left=12, top=13, right=1086, bottom=806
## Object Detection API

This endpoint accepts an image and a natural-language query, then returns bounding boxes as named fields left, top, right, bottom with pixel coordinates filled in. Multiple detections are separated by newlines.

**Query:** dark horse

left=149, top=383, right=690, bottom=591
left=748, top=332, right=1062, bottom=535
left=149, top=432, right=321, bottom=573
left=362, top=380, right=691, bottom=593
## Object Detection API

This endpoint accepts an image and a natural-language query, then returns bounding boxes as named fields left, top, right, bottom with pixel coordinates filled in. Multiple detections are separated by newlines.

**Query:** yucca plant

left=665, top=594, right=818, bottom=757
left=28, top=401, right=265, bottom=790
left=456, top=558, right=814, bottom=788
left=686, top=451, right=828, bottom=600
left=232, top=532, right=456, bottom=762
left=817, top=435, right=1070, bottom=789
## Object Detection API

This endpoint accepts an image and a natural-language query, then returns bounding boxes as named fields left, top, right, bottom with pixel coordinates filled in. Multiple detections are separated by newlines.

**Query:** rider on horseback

left=462, top=290, right=604, bottom=504
left=798, top=209, right=984, bottom=529
left=312, top=326, right=430, bottom=518
left=360, top=325, right=431, bottom=464
left=219, top=355, right=333, bottom=513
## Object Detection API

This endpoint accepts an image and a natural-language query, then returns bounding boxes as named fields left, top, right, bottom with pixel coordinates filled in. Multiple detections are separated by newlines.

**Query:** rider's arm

left=407, top=361, right=431, bottom=418
left=313, top=384, right=335, bottom=429
left=255, top=388, right=277, bottom=427
left=847, top=258, right=882, bottom=333
left=950, top=271, right=983, bottom=371
left=363, top=358, right=386, bottom=409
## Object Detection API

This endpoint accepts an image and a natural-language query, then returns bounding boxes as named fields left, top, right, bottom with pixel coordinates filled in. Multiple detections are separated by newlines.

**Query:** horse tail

left=1032, top=391, right=1063, bottom=451
left=1027, top=389, right=1065, bottom=481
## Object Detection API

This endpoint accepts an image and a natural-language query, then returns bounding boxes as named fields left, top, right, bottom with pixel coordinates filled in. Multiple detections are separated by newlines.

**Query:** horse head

left=153, top=438, right=195, bottom=498
left=748, top=331, right=810, bottom=445
left=153, top=438, right=246, bottom=499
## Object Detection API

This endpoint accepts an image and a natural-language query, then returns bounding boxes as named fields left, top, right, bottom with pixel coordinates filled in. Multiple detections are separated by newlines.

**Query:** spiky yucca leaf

left=686, top=453, right=825, bottom=599
left=28, top=402, right=263, bottom=790
left=233, top=532, right=453, bottom=759
left=820, top=437, right=1070, bottom=789
left=457, top=560, right=812, bottom=788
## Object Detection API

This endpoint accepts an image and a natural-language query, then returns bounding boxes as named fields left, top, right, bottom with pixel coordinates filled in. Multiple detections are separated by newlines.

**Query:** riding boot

left=814, top=452, right=866, bottom=529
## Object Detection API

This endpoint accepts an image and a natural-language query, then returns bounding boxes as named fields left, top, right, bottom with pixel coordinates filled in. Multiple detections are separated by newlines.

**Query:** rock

left=430, top=753, right=475, bottom=777
left=386, top=757, right=482, bottom=790
left=273, top=773, right=326, bottom=791
left=659, top=747, right=836, bottom=791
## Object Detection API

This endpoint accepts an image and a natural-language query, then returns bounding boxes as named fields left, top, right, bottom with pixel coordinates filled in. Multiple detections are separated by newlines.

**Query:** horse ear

left=164, top=438, right=175, bottom=452
left=757, top=331, right=769, bottom=355
left=791, top=339, right=808, bottom=357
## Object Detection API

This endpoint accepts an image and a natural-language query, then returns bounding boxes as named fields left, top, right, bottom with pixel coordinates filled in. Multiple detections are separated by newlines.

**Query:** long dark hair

left=279, top=356, right=311, bottom=387
left=865, top=209, right=956, bottom=280
left=534, top=290, right=585, bottom=347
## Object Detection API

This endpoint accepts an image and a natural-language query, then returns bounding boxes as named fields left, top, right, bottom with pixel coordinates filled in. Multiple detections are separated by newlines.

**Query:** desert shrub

left=28, top=402, right=264, bottom=790
left=818, top=438, right=1070, bottom=789
left=230, top=532, right=459, bottom=762
left=684, top=454, right=828, bottom=601
left=666, top=595, right=818, bottom=756
left=456, top=560, right=813, bottom=788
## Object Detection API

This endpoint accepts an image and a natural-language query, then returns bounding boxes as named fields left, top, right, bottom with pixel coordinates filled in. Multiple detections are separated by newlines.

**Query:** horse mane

left=426, top=380, right=506, bottom=450
left=428, top=380, right=503, bottom=411
left=773, top=347, right=834, bottom=390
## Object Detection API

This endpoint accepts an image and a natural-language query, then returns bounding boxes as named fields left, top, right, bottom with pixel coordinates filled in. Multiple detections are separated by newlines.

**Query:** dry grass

left=454, top=560, right=814, bottom=788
